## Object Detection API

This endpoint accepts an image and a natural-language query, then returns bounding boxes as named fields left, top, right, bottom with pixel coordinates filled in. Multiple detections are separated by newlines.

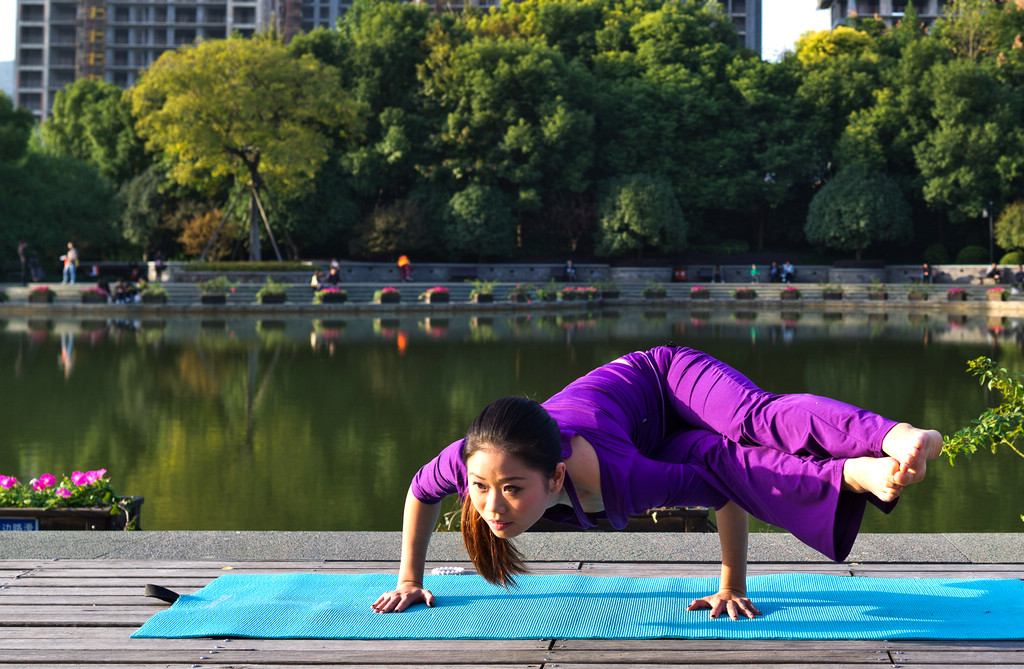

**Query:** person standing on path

left=17, top=241, right=29, bottom=285
left=61, top=242, right=78, bottom=285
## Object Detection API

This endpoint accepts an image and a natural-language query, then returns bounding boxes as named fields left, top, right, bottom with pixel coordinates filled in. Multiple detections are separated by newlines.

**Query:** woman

left=372, top=346, right=942, bottom=620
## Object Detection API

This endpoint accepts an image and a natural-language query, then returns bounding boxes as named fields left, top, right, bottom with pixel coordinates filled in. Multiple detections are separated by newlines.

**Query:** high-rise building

left=15, top=0, right=762, bottom=121
left=14, top=0, right=268, bottom=120
left=816, top=0, right=945, bottom=29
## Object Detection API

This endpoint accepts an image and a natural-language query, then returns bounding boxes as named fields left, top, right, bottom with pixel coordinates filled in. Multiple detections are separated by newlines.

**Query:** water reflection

left=0, top=308, right=1021, bottom=534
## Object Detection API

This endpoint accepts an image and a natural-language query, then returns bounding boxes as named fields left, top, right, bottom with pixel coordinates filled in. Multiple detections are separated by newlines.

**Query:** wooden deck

left=1, top=558, right=1022, bottom=668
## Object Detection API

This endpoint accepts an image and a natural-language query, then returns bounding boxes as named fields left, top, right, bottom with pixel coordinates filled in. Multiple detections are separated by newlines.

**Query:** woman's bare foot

left=842, top=457, right=903, bottom=503
left=881, top=423, right=943, bottom=486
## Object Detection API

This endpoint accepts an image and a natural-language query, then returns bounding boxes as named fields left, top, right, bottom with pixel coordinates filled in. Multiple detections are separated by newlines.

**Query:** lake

left=0, top=307, right=1021, bottom=534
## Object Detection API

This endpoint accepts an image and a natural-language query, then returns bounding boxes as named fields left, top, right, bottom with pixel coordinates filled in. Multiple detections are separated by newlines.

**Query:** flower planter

left=868, top=292, right=888, bottom=300
left=947, top=292, right=967, bottom=302
left=200, top=294, right=227, bottom=304
left=822, top=292, right=844, bottom=300
left=425, top=292, right=449, bottom=304
left=318, top=292, right=347, bottom=304
left=259, top=293, right=287, bottom=304
left=80, top=293, right=107, bottom=304
left=559, top=292, right=576, bottom=302
left=690, top=291, right=710, bottom=300
left=908, top=293, right=928, bottom=301
left=141, top=294, right=167, bottom=304
left=601, top=291, right=620, bottom=300
left=28, top=292, right=54, bottom=304
left=643, top=291, right=667, bottom=299
left=0, top=496, right=144, bottom=531
left=472, top=293, right=495, bottom=304
left=378, top=292, right=401, bottom=304
left=988, top=292, right=1008, bottom=302
left=780, top=292, right=801, bottom=301
left=509, top=294, right=530, bottom=303
left=733, top=291, right=756, bottom=300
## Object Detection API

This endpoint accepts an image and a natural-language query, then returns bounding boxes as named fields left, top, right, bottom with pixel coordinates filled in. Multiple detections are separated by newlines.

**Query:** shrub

left=922, top=243, right=949, bottom=265
left=955, top=245, right=989, bottom=264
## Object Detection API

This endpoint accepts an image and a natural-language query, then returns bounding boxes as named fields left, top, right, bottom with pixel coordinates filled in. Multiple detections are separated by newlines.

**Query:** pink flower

left=87, top=469, right=107, bottom=483
left=0, top=475, right=16, bottom=489
left=71, top=471, right=88, bottom=486
left=55, top=488, right=71, bottom=498
left=32, top=473, right=56, bottom=491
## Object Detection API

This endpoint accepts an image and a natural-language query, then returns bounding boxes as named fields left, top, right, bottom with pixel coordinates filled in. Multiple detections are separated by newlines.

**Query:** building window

left=154, top=7, right=167, bottom=22
left=205, top=27, right=226, bottom=39
left=733, top=0, right=746, bottom=12
left=114, top=50, right=129, bottom=66
left=18, top=70, right=43, bottom=87
left=19, top=92, right=43, bottom=110
left=174, top=29, right=196, bottom=44
left=19, top=26, right=44, bottom=44
left=319, top=6, right=330, bottom=19
left=176, top=7, right=197, bottom=23
left=113, top=72, right=130, bottom=86
left=233, top=6, right=256, bottom=23
left=20, top=4, right=45, bottom=21
left=206, top=7, right=227, bottom=22
left=114, top=28, right=130, bottom=44
left=18, top=48, right=44, bottom=65
left=51, top=26, right=76, bottom=44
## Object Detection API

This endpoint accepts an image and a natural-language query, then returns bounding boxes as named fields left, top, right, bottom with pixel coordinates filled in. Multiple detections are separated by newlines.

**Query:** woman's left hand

left=687, top=588, right=763, bottom=620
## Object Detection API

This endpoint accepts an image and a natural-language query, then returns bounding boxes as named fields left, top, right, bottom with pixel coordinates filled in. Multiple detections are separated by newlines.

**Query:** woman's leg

left=659, top=346, right=898, bottom=461
left=650, top=427, right=870, bottom=562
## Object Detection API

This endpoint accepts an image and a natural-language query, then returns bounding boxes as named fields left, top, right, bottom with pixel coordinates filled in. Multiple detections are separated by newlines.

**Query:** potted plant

left=780, top=286, right=801, bottom=300
left=0, top=469, right=143, bottom=531
left=821, top=282, right=844, bottom=300
left=197, top=276, right=236, bottom=304
left=314, top=287, right=347, bottom=304
left=907, top=285, right=929, bottom=301
left=946, top=287, right=967, bottom=301
left=868, top=278, right=888, bottom=300
left=0, top=288, right=9, bottom=303
left=732, top=287, right=757, bottom=300
left=595, top=281, right=620, bottom=299
left=79, top=286, right=109, bottom=304
left=689, top=285, right=710, bottom=300
left=988, top=286, right=1008, bottom=302
left=563, top=285, right=598, bottom=301
left=374, top=286, right=401, bottom=304
left=506, top=283, right=534, bottom=303
left=535, top=280, right=558, bottom=302
left=643, top=281, right=667, bottom=299
left=418, top=286, right=450, bottom=304
left=140, top=281, right=168, bottom=304
left=29, top=286, right=55, bottom=304
left=256, top=277, right=288, bottom=304
left=469, top=280, right=497, bottom=304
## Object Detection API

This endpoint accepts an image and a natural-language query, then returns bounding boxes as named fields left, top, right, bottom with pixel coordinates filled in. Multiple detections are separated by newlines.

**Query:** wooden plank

left=0, top=637, right=551, bottom=650
left=0, top=649, right=554, bottom=664
left=579, top=563, right=852, bottom=577
left=0, top=665, right=544, bottom=669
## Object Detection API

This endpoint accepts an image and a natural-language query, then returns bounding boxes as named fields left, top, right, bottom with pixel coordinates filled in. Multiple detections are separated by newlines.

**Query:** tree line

left=3, top=0, right=1024, bottom=267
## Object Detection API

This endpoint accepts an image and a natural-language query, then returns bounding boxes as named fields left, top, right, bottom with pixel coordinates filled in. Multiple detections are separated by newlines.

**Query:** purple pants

left=544, top=346, right=899, bottom=561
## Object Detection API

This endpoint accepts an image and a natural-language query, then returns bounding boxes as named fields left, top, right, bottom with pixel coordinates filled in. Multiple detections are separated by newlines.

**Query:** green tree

left=914, top=58, right=1024, bottom=223
left=804, top=168, right=912, bottom=260
left=128, top=33, right=363, bottom=260
left=0, top=92, right=34, bottom=163
left=40, top=79, right=148, bottom=184
left=995, top=200, right=1024, bottom=253
left=445, top=183, right=516, bottom=259
left=594, top=173, right=686, bottom=258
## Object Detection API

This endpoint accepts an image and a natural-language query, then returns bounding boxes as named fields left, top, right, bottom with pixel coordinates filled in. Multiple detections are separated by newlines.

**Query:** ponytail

left=461, top=496, right=527, bottom=587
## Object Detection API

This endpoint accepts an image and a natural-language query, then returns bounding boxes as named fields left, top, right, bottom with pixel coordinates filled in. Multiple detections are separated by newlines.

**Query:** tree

left=0, top=92, right=34, bottom=163
left=128, top=33, right=363, bottom=260
left=995, top=200, right=1024, bottom=253
left=804, top=168, right=912, bottom=260
left=40, top=79, right=148, bottom=184
left=445, top=183, right=516, bottom=259
left=594, top=173, right=686, bottom=258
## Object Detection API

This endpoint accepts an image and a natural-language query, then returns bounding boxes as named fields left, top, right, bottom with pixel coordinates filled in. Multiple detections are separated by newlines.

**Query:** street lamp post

left=985, top=201, right=994, bottom=264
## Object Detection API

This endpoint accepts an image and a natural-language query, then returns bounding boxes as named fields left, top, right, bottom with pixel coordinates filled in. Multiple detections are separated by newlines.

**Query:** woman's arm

left=686, top=500, right=762, bottom=620
left=371, top=488, right=442, bottom=613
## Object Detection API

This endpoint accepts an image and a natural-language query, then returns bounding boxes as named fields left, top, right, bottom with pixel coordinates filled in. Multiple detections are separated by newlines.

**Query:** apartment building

left=15, top=0, right=761, bottom=121
left=14, top=0, right=268, bottom=119
left=816, top=0, right=945, bottom=29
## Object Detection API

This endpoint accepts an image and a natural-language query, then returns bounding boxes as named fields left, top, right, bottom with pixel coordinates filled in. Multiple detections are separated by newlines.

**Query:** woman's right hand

left=371, top=582, right=435, bottom=613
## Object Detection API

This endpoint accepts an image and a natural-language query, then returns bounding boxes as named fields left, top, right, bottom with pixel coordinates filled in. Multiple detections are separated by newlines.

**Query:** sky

left=0, top=0, right=831, bottom=65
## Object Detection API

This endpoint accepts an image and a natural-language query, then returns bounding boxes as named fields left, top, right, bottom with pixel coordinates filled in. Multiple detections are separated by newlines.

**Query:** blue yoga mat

left=131, top=572, right=1024, bottom=640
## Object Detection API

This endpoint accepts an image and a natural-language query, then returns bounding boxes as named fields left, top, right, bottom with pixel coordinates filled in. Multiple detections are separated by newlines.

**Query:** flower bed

left=780, top=286, right=801, bottom=300
left=947, top=288, right=967, bottom=301
left=80, top=287, right=109, bottom=304
left=314, top=288, right=347, bottom=304
left=988, top=287, right=1008, bottom=302
left=732, top=288, right=757, bottom=300
left=28, top=287, right=54, bottom=304
left=419, top=287, right=450, bottom=304
left=375, top=287, right=401, bottom=304
left=690, top=287, right=710, bottom=300
left=0, top=469, right=142, bottom=531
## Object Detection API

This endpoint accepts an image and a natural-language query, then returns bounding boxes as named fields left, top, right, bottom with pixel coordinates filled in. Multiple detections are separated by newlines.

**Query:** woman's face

left=465, top=448, right=564, bottom=539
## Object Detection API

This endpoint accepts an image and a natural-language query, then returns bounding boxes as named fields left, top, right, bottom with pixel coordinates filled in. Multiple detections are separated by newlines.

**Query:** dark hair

left=460, top=396, right=561, bottom=587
